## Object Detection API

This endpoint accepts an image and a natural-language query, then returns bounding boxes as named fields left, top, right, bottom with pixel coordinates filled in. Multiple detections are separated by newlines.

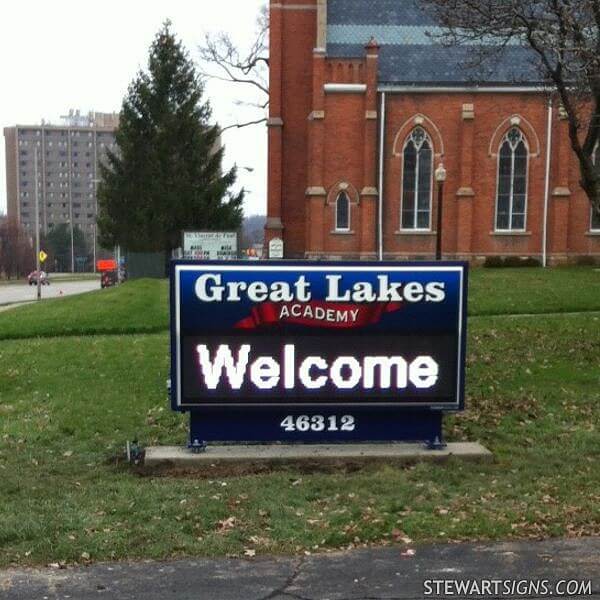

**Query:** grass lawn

left=469, top=266, right=600, bottom=315
left=0, top=279, right=167, bottom=339
left=1, top=267, right=599, bottom=341
left=0, top=266, right=599, bottom=566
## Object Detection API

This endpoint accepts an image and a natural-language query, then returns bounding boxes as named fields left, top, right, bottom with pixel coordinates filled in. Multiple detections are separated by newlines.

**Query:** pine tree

left=97, top=22, right=243, bottom=254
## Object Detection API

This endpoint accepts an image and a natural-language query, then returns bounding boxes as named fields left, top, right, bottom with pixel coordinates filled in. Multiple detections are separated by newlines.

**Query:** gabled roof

left=327, top=0, right=542, bottom=87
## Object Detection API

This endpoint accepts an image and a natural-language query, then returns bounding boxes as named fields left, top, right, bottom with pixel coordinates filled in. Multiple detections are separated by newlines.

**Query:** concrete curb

left=144, top=442, right=493, bottom=473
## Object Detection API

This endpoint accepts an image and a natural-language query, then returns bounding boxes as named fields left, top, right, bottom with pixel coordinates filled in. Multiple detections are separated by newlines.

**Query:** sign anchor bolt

left=427, top=436, right=447, bottom=451
left=190, top=439, right=207, bottom=454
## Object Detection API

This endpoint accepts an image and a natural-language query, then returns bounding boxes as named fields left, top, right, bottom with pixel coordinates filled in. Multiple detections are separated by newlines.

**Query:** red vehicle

left=98, top=260, right=118, bottom=289
left=28, top=270, right=50, bottom=286
left=101, top=271, right=118, bottom=289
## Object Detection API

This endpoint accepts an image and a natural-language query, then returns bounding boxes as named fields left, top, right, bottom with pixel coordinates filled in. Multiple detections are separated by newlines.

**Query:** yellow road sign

left=39, top=250, right=48, bottom=263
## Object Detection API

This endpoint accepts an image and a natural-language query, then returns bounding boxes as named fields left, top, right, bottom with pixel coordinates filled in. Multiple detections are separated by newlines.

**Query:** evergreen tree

left=97, top=22, right=243, bottom=254
left=44, top=224, right=88, bottom=272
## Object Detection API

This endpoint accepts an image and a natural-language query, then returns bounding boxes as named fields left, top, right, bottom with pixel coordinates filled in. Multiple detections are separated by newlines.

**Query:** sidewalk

left=1, top=537, right=598, bottom=600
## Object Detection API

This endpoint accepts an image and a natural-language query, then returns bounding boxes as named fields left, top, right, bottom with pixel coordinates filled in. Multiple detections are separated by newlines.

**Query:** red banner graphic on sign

left=235, top=300, right=402, bottom=330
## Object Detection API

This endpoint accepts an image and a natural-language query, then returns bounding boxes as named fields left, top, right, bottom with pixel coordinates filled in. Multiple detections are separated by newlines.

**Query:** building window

left=591, top=143, right=600, bottom=231
left=335, top=191, right=351, bottom=232
left=496, top=127, right=528, bottom=231
left=401, top=127, right=433, bottom=230
left=592, top=209, right=600, bottom=232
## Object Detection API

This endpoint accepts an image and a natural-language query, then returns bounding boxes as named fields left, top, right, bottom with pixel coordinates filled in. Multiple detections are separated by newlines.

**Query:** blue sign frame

left=170, top=260, right=468, bottom=446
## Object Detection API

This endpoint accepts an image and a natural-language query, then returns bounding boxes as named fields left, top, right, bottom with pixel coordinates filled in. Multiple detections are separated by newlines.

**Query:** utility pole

left=67, top=128, right=75, bottom=273
left=34, top=150, right=41, bottom=301
left=71, top=220, right=75, bottom=273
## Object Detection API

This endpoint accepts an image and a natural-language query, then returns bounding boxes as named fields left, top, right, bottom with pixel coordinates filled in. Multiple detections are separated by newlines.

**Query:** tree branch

left=220, top=118, right=268, bottom=133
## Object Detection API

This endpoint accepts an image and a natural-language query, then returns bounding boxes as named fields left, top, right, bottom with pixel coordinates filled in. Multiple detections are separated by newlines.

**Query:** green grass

left=469, top=267, right=600, bottom=316
left=1, top=266, right=599, bottom=566
left=1, top=268, right=599, bottom=341
left=0, top=279, right=168, bottom=339
left=0, top=314, right=599, bottom=566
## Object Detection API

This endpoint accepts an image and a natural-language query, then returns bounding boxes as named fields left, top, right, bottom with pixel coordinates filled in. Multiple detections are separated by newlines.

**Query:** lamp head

left=435, top=163, right=447, bottom=183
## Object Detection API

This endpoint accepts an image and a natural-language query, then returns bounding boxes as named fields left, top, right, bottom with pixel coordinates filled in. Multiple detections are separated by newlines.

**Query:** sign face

left=171, top=262, right=468, bottom=423
left=269, top=238, right=284, bottom=259
left=39, top=250, right=48, bottom=263
left=183, top=232, right=237, bottom=261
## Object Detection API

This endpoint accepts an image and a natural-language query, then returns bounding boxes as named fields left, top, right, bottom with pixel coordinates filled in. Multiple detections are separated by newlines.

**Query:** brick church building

left=265, top=0, right=600, bottom=263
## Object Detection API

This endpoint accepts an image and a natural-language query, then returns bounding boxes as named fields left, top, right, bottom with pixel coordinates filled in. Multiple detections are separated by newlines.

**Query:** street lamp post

left=435, top=163, right=447, bottom=261
left=91, top=178, right=102, bottom=274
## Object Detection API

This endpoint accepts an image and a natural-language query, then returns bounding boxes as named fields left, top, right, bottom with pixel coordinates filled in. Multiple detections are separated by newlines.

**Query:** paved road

left=1, top=537, right=598, bottom=600
left=0, top=280, right=99, bottom=306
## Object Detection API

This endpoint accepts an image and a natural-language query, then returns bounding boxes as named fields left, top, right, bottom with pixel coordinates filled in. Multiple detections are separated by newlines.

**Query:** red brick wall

left=266, top=0, right=318, bottom=258
left=267, top=4, right=600, bottom=261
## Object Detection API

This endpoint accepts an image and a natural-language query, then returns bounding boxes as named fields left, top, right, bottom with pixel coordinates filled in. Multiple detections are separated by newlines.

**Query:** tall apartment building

left=4, top=110, right=119, bottom=261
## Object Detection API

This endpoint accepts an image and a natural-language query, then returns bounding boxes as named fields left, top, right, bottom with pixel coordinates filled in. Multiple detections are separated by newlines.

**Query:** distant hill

left=241, top=214, right=266, bottom=248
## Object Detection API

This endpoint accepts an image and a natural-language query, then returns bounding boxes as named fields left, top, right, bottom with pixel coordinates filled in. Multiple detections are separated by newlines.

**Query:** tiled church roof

left=327, top=0, right=542, bottom=86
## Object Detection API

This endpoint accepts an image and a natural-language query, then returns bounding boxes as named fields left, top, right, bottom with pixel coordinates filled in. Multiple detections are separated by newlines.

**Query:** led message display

left=171, top=262, right=468, bottom=414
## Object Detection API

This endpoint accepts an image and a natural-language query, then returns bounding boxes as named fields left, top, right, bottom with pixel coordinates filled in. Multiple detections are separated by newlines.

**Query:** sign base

left=144, top=441, right=493, bottom=472
left=188, top=409, right=447, bottom=449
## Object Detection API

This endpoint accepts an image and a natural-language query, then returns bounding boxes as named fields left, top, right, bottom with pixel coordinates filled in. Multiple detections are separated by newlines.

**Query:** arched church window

left=335, top=191, right=350, bottom=231
left=592, top=142, right=600, bottom=231
left=496, top=127, right=529, bottom=231
left=401, top=127, right=433, bottom=230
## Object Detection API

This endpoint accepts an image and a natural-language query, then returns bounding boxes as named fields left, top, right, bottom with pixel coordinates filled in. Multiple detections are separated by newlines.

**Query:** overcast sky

left=0, top=0, right=267, bottom=217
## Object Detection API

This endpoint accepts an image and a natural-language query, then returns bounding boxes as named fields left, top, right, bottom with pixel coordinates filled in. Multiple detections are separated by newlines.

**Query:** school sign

left=170, top=261, right=468, bottom=448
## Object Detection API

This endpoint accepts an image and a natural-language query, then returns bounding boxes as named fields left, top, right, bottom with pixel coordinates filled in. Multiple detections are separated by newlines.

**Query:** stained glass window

left=402, top=128, right=433, bottom=230
left=335, top=191, right=350, bottom=231
left=496, top=128, right=528, bottom=231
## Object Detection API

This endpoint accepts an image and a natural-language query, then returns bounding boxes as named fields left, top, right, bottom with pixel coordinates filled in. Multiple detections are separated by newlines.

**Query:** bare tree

left=0, top=217, right=34, bottom=279
left=423, top=0, right=600, bottom=217
left=199, top=4, right=269, bottom=132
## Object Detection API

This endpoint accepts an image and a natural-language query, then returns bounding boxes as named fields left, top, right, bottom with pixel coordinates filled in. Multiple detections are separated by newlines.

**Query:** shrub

left=484, top=256, right=541, bottom=268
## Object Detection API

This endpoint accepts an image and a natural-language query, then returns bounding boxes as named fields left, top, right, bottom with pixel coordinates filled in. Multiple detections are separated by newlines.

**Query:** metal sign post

left=170, top=261, right=468, bottom=450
